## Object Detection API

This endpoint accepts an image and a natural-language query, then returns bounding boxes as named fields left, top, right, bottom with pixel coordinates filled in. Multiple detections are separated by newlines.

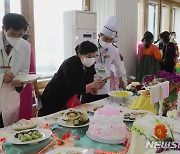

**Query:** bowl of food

left=108, top=90, right=133, bottom=103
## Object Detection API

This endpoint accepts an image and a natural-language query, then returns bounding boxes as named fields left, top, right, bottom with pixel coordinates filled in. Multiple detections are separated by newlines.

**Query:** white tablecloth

left=127, top=114, right=180, bottom=154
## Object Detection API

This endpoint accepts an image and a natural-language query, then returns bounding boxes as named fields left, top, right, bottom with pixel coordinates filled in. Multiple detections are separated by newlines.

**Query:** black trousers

left=0, top=114, right=4, bottom=128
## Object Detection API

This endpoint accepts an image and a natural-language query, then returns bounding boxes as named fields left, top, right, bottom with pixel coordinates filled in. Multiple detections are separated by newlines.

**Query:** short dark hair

left=3, top=13, right=28, bottom=31
left=170, top=32, right=176, bottom=35
left=160, top=31, right=170, bottom=44
left=75, top=41, right=98, bottom=55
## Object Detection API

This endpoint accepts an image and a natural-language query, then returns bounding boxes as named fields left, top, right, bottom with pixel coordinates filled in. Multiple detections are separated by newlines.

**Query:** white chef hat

left=100, top=16, right=118, bottom=38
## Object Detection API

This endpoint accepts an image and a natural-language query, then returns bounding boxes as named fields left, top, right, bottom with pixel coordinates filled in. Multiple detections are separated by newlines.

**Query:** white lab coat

left=0, top=31, right=31, bottom=126
left=94, top=41, right=126, bottom=94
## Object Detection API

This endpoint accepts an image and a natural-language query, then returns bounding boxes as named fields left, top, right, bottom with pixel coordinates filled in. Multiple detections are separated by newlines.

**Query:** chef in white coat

left=0, top=13, right=31, bottom=127
left=81, top=16, right=126, bottom=103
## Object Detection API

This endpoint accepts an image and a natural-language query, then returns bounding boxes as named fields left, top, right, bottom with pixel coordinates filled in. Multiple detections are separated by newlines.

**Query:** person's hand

left=91, top=79, right=105, bottom=90
left=3, top=72, right=14, bottom=83
left=119, top=77, right=124, bottom=88
left=11, top=80, right=24, bottom=87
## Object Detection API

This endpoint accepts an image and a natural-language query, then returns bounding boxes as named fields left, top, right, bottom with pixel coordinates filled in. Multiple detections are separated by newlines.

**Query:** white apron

left=0, top=83, right=20, bottom=126
left=94, top=41, right=126, bottom=95
left=0, top=31, right=31, bottom=126
left=94, top=63, right=110, bottom=95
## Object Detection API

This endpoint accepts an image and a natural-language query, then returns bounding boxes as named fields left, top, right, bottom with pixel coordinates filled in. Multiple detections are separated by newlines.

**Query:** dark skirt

left=136, top=55, right=161, bottom=82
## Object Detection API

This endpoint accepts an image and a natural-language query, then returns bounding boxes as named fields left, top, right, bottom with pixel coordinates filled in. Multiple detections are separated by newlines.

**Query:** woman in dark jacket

left=39, top=41, right=105, bottom=116
left=159, top=31, right=176, bottom=73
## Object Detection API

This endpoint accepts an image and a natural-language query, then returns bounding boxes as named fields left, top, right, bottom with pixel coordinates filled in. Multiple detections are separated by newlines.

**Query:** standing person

left=159, top=31, right=176, bottom=73
left=170, top=32, right=179, bottom=65
left=19, top=22, right=40, bottom=120
left=82, top=16, right=125, bottom=103
left=136, top=31, right=161, bottom=82
left=0, top=13, right=31, bottom=127
left=137, top=31, right=149, bottom=62
left=39, top=41, right=105, bottom=116
left=110, top=32, right=127, bottom=91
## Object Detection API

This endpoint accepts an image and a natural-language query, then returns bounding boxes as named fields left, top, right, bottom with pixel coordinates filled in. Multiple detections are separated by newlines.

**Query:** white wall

left=90, top=0, right=138, bottom=76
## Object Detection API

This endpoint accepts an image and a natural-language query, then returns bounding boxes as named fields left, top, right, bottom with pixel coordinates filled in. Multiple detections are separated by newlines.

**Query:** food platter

left=138, top=90, right=150, bottom=96
left=123, top=110, right=148, bottom=122
left=57, top=109, right=90, bottom=128
left=6, top=128, right=52, bottom=144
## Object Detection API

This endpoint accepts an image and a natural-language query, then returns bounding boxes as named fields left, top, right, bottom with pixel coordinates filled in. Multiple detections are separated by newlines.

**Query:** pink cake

left=86, top=105, right=128, bottom=144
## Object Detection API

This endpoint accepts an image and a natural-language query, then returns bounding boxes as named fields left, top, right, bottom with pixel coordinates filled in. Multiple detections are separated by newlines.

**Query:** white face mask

left=5, top=36, right=21, bottom=47
left=99, top=39, right=111, bottom=49
left=81, top=57, right=95, bottom=67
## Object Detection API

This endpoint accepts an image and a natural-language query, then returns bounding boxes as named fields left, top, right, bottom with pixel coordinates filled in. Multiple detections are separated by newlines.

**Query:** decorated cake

left=86, top=105, right=128, bottom=144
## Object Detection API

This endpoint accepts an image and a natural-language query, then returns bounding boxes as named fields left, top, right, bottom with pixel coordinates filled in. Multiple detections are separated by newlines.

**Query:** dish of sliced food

left=123, top=111, right=148, bottom=122
left=7, top=128, right=52, bottom=144
left=57, top=109, right=90, bottom=128
left=138, top=90, right=150, bottom=96
left=12, top=119, right=37, bottom=131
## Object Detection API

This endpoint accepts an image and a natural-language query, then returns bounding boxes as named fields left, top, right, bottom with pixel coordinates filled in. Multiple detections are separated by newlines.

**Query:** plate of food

left=57, top=109, right=90, bottom=128
left=138, top=90, right=150, bottom=96
left=123, top=111, right=148, bottom=122
left=12, top=119, right=37, bottom=131
left=6, top=128, right=52, bottom=144
left=13, top=74, right=41, bottom=83
left=46, top=147, right=91, bottom=154
left=108, top=91, right=133, bottom=102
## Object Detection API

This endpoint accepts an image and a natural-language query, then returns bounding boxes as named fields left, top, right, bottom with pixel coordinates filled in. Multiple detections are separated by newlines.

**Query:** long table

left=0, top=98, right=134, bottom=154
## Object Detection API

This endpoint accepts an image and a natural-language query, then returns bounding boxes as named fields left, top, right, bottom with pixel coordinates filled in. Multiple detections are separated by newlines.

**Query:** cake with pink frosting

left=86, top=105, right=128, bottom=144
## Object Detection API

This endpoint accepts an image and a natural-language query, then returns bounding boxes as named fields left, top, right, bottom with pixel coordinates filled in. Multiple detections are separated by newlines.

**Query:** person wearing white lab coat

left=81, top=16, right=126, bottom=103
left=110, top=32, right=127, bottom=90
left=0, top=13, right=31, bottom=127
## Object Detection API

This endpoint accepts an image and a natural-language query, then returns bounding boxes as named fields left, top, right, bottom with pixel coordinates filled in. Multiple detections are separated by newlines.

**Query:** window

left=148, top=3, right=158, bottom=40
left=173, top=8, right=180, bottom=56
left=10, top=0, right=21, bottom=14
left=161, top=6, right=166, bottom=32
left=0, top=0, right=5, bottom=21
left=34, top=0, right=82, bottom=78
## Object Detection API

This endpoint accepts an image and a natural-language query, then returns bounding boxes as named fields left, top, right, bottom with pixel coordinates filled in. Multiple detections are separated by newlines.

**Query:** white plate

left=108, top=91, right=133, bottom=98
left=108, top=91, right=133, bottom=103
left=6, top=128, right=52, bottom=144
left=57, top=116, right=90, bottom=128
left=57, top=109, right=90, bottom=128
left=46, top=147, right=91, bottom=154
left=13, top=74, right=41, bottom=83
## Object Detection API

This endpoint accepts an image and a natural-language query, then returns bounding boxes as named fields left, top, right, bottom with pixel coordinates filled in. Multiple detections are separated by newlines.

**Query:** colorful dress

left=19, top=46, right=36, bottom=120
left=136, top=44, right=161, bottom=82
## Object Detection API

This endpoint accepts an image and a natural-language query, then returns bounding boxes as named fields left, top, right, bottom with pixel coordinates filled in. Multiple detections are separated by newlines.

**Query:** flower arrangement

left=132, top=118, right=179, bottom=153
left=144, top=71, right=180, bottom=116
left=166, top=109, right=177, bottom=119
left=126, top=82, right=145, bottom=95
